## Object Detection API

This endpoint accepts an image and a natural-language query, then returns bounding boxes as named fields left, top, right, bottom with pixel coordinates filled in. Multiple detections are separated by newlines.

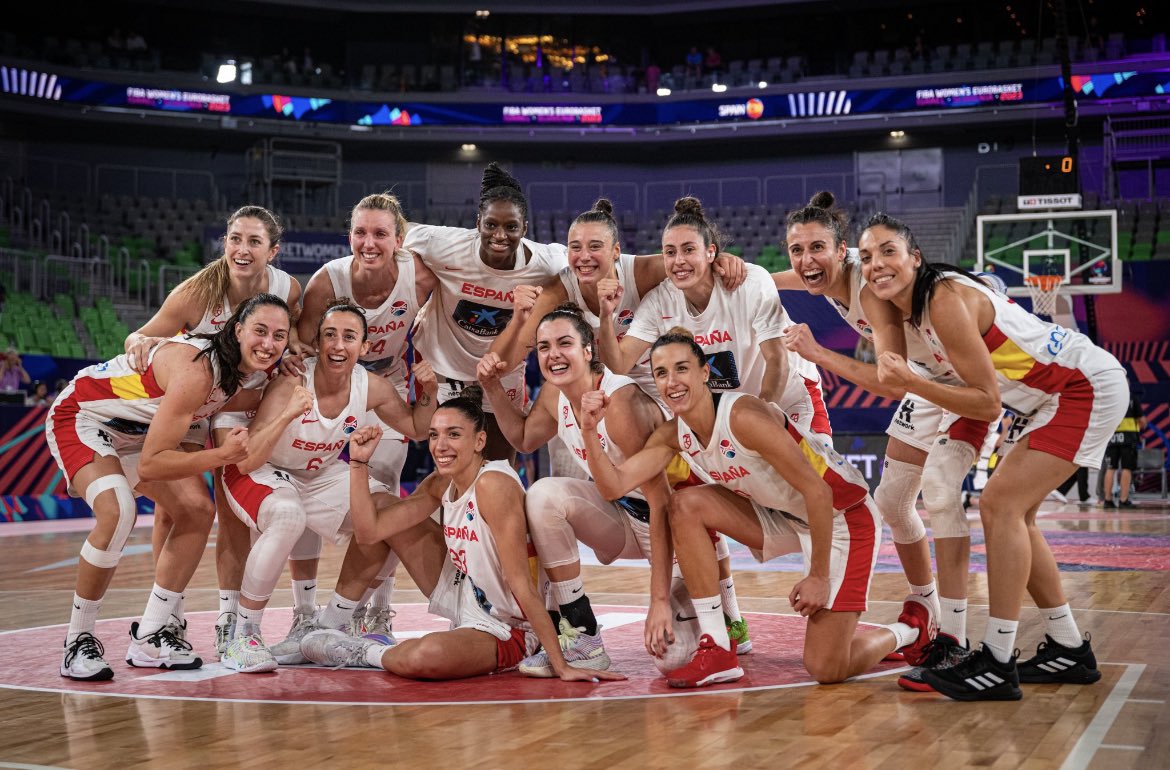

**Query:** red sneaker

left=897, top=594, right=938, bottom=666
left=665, top=634, right=743, bottom=688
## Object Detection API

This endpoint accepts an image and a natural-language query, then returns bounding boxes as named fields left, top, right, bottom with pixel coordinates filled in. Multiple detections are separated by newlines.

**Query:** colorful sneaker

left=726, top=616, right=752, bottom=655
left=897, top=633, right=972, bottom=692
left=518, top=618, right=611, bottom=678
left=61, top=632, right=114, bottom=681
left=125, top=621, right=202, bottom=670
left=1017, top=634, right=1101, bottom=684
left=362, top=606, right=397, bottom=646
left=350, top=604, right=369, bottom=636
left=300, top=628, right=381, bottom=669
left=269, top=608, right=320, bottom=665
left=920, top=645, right=1022, bottom=701
left=897, top=594, right=938, bottom=666
left=214, top=612, right=237, bottom=661
left=666, top=634, right=743, bottom=688
left=221, top=633, right=278, bottom=673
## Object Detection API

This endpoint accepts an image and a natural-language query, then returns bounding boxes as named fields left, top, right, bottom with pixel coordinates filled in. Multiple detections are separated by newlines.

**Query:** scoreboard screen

left=1019, top=155, right=1079, bottom=196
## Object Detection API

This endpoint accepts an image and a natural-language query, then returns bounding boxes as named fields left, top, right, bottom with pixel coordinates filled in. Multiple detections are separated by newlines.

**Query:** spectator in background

left=106, top=28, right=125, bottom=52
left=645, top=62, right=661, bottom=93
left=685, top=47, right=702, bottom=79
left=704, top=46, right=722, bottom=74
left=25, top=380, right=51, bottom=407
left=1102, top=393, right=1147, bottom=508
left=302, top=47, right=315, bottom=75
left=1, top=347, right=30, bottom=392
left=125, top=30, right=146, bottom=54
left=853, top=335, right=876, bottom=364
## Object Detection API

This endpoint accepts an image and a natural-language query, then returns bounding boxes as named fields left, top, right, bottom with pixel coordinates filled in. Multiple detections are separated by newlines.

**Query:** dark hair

left=861, top=212, right=987, bottom=327
left=650, top=326, right=706, bottom=368
left=664, top=196, right=722, bottom=253
left=192, top=293, right=290, bottom=395
left=479, top=162, right=528, bottom=222
left=438, top=383, right=487, bottom=432
left=317, top=297, right=368, bottom=343
left=537, top=302, right=603, bottom=375
left=785, top=191, right=849, bottom=249
left=177, top=204, right=283, bottom=315
left=570, top=198, right=620, bottom=249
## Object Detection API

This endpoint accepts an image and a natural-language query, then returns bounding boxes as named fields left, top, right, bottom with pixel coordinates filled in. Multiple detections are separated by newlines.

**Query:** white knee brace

left=79, top=475, right=137, bottom=569
left=874, top=458, right=927, bottom=544
left=922, top=438, right=977, bottom=539
left=289, top=527, right=322, bottom=562
left=241, top=490, right=307, bottom=603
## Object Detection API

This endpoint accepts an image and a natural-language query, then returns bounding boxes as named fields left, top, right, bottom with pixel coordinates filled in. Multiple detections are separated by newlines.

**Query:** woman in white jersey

left=215, top=299, right=438, bottom=672
left=47, top=294, right=292, bottom=681
left=298, top=387, right=626, bottom=683
left=479, top=303, right=673, bottom=675
left=859, top=213, right=1127, bottom=701
left=124, top=205, right=304, bottom=652
left=402, top=163, right=568, bottom=460
left=273, top=193, right=438, bottom=658
left=598, top=196, right=832, bottom=441
left=581, top=329, right=928, bottom=687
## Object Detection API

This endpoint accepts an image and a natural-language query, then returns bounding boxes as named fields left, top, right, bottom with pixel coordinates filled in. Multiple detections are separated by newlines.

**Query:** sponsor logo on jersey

left=709, top=465, right=752, bottom=482
left=704, top=350, right=741, bottom=390
left=292, top=437, right=345, bottom=452
left=894, top=399, right=916, bottom=430
left=390, top=300, right=408, bottom=317
left=695, top=329, right=733, bottom=346
left=719, top=439, right=736, bottom=458
left=342, top=415, right=358, bottom=434
left=460, top=283, right=514, bottom=303
left=453, top=299, right=514, bottom=337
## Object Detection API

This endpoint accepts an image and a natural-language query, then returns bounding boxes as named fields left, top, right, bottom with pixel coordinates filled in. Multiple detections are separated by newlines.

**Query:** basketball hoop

left=1024, top=274, right=1064, bottom=317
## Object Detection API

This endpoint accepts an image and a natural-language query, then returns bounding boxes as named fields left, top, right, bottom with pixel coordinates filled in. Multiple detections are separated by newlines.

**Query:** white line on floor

left=1061, top=663, right=1146, bottom=770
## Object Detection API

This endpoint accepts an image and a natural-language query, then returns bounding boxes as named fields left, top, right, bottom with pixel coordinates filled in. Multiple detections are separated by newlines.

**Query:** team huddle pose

left=45, top=164, right=1121, bottom=703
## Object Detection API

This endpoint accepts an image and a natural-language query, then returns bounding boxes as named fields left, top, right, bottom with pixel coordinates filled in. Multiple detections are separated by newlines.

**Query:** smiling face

left=857, top=224, right=921, bottom=305
left=428, top=407, right=487, bottom=478
left=349, top=208, right=403, bottom=271
left=476, top=200, right=527, bottom=265
left=316, top=308, right=369, bottom=373
left=567, top=221, right=619, bottom=286
left=787, top=221, right=847, bottom=296
left=223, top=216, right=278, bottom=281
left=662, top=224, right=715, bottom=292
left=650, top=341, right=709, bottom=415
left=535, top=317, right=591, bottom=388
left=234, top=305, right=290, bottom=373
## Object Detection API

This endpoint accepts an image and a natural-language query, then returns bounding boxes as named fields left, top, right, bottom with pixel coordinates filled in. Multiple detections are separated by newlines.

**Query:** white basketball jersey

left=188, top=265, right=293, bottom=335
left=439, top=461, right=528, bottom=626
left=317, top=253, right=418, bottom=396
left=267, top=358, right=369, bottom=478
left=405, top=224, right=568, bottom=380
left=677, top=392, right=868, bottom=522
left=555, top=369, right=648, bottom=502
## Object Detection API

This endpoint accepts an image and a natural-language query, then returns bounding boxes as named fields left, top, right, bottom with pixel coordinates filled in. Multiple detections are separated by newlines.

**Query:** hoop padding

left=1025, top=275, right=1064, bottom=316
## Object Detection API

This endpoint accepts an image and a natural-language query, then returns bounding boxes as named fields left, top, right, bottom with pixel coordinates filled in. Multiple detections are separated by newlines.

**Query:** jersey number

left=368, top=339, right=386, bottom=355
left=306, top=457, right=323, bottom=471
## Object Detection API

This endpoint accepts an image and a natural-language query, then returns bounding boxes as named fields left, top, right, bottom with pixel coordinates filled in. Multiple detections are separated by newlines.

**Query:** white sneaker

left=518, top=618, right=611, bottom=678
left=300, top=628, right=381, bottom=669
left=221, top=633, right=278, bottom=673
left=362, top=606, right=397, bottom=645
left=350, top=604, right=369, bottom=636
left=214, top=612, right=237, bottom=661
left=269, top=608, right=321, bottom=665
left=125, top=621, right=202, bottom=670
left=61, top=632, right=114, bottom=681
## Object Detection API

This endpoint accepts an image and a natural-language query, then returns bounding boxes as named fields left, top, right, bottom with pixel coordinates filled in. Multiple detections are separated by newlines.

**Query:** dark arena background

left=1, top=0, right=1168, bottom=767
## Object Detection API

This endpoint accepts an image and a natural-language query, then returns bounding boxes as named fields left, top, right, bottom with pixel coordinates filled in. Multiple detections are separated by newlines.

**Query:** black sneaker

left=1102, top=499, right=1115, bottom=509
left=897, top=632, right=972, bottom=692
left=920, top=645, right=1022, bottom=701
left=1017, top=634, right=1102, bottom=684
left=1119, top=500, right=1135, bottom=509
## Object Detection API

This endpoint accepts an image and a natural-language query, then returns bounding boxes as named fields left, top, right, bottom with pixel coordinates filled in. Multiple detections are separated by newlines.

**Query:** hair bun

left=674, top=196, right=703, bottom=217
left=666, top=326, right=695, bottom=340
left=808, top=190, right=836, bottom=210
left=481, top=162, right=521, bottom=194
left=459, top=384, right=485, bottom=408
left=593, top=198, right=614, bottom=217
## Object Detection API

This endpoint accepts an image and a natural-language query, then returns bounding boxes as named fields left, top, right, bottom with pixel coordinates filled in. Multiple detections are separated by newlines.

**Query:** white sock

left=550, top=576, right=585, bottom=606
left=909, top=580, right=940, bottom=620
left=371, top=577, right=395, bottom=610
left=886, top=621, right=919, bottom=651
left=292, top=579, right=318, bottom=612
left=364, top=643, right=391, bottom=670
left=939, top=596, right=968, bottom=640
left=237, top=605, right=265, bottom=638
left=139, top=584, right=182, bottom=636
left=1038, top=604, right=1083, bottom=648
left=321, top=593, right=359, bottom=629
left=693, top=595, right=731, bottom=650
left=719, top=577, right=742, bottom=622
left=173, top=593, right=186, bottom=624
left=219, top=589, right=240, bottom=616
left=983, top=616, right=1018, bottom=664
left=67, top=594, right=103, bottom=644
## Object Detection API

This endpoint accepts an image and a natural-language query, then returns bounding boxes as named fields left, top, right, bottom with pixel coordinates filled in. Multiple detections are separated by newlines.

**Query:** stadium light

left=461, top=143, right=477, bottom=152
left=216, top=60, right=237, bottom=84
left=758, top=80, right=768, bottom=88
left=656, top=87, right=671, bottom=96
left=712, top=83, right=728, bottom=93
left=890, top=130, right=906, bottom=138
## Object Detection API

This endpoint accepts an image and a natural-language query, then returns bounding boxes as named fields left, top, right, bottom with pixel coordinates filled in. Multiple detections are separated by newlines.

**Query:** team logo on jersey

left=855, top=318, right=871, bottom=333
left=616, top=309, right=634, bottom=327
left=683, top=433, right=693, bottom=450
left=95, top=362, right=109, bottom=372
left=719, top=439, right=737, bottom=458
left=465, top=500, right=476, bottom=521
left=342, top=415, right=358, bottom=434
left=390, top=300, right=408, bottom=317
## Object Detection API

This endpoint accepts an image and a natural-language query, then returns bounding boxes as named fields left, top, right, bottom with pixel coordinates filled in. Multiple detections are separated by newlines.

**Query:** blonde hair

left=179, top=205, right=282, bottom=313
left=351, top=192, right=408, bottom=239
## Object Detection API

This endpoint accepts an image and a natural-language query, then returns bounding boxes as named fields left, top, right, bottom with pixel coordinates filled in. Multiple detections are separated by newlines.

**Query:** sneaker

left=897, top=633, right=972, bottom=692
left=61, top=632, right=114, bottom=681
left=221, top=633, right=278, bottom=673
left=726, top=616, right=752, bottom=655
left=897, top=594, right=938, bottom=666
left=920, top=645, right=1022, bottom=701
left=1046, top=489, right=1068, bottom=503
left=1102, top=499, right=1115, bottom=509
left=125, top=621, right=202, bottom=670
left=214, top=612, right=237, bottom=660
left=269, top=608, right=321, bottom=665
left=362, top=606, right=397, bottom=646
left=350, top=604, right=369, bottom=636
left=1017, top=634, right=1101, bottom=684
left=300, top=628, right=380, bottom=669
left=665, top=634, right=743, bottom=688
left=1119, top=500, right=1135, bottom=509
left=518, top=618, right=611, bottom=678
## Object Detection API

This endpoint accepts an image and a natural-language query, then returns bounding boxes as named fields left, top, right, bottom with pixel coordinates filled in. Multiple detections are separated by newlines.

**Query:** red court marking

left=0, top=605, right=904, bottom=705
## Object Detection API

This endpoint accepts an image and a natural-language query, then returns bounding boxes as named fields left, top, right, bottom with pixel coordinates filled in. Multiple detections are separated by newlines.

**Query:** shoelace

left=148, top=624, right=195, bottom=652
left=367, top=607, right=396, bottom=631
left=327, top=637, right=371, bottom=670
left=65, top=632, right=105, bottom=667
left=288, top=611, right=319, bottom=637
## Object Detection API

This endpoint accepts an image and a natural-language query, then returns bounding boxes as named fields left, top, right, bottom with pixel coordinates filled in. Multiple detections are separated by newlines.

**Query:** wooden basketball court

left=1, top=499, right=1167, bottom=769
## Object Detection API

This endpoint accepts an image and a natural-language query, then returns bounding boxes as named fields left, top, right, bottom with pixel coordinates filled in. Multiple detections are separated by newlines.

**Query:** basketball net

left=1024, top=274, right=1064, bottom=317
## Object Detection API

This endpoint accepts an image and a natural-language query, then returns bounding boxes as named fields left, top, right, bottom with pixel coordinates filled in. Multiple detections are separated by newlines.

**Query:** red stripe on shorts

left=1021, top=371, right=1094, bottom=463
left=495, top=627, right=531, bottom=672
left=222, top=464, right=274, bottom=524
left=831, top=502, right=877, bottom=613
left=947, top=416, right=992, bottom=447
left=49, top=396, right=97, bottom=483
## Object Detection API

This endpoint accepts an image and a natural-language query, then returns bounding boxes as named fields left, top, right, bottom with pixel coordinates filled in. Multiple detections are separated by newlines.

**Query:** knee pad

left=922, top=438, right=977, bottom=539
left=874, top=458, right=926, bottom=545
left=524, top=478, right=569, bottom=526
left=242, top=491, right=307, bottom=603
left=289, top=527, right=322, bottom=562
left=80, top=475, right=137, bottom=569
